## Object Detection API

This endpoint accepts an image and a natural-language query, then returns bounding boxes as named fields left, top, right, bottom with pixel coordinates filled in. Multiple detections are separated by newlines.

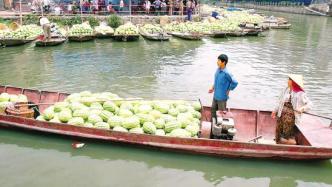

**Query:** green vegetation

left=107, top=15, right=123, bottom=28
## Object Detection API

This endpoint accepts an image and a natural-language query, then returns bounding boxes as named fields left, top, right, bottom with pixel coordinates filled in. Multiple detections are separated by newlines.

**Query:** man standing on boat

left=39, top=16, right=51, bottom=41
left=209, top=54, right=238, bottom=120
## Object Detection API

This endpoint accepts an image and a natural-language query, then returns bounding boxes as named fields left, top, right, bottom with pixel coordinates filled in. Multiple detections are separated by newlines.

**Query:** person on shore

left=154, top=0, right=161, bottom=15
left=271, top=74, right=312, bottom=144
left=160, top=0, right=167, bottom=15
left=208, top=54, right=238, bottom=120
left=119, top=0, right=124, bottom=13
left=144, top=0, right=151, bottom=14
left=39, top=16, right=51, bottom=41
left=186, top=0, right=193, bottom=21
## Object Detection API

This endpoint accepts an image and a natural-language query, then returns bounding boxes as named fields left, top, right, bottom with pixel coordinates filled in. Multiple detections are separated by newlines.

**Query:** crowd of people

left=30, top=0, right=199, bottom=19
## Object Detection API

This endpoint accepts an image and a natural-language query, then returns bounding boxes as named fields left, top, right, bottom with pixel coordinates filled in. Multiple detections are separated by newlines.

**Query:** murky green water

left=0, top=12, right=331, bottom=187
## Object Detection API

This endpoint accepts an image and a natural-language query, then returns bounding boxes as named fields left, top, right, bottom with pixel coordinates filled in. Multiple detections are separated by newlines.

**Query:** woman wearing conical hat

left=271, top=74, right=312, bottom=144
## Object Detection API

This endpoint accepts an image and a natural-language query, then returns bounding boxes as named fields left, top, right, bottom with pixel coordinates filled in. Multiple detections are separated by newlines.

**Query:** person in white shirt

left=271, top=74, right=312, bottom=144
left=39, top=16, right=51, bottom=41
left=145, top=0, right=151, bottom=14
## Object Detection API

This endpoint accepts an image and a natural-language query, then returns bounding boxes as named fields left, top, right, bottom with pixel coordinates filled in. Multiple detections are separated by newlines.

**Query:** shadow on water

left=0, top=128, right=331, bottom=186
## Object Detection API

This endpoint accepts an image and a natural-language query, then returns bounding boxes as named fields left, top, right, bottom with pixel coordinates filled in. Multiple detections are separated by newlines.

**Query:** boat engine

left=212, top=116, right=236, bottom=140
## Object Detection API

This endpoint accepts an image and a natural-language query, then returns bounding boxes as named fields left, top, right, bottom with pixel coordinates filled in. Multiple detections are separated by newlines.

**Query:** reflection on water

left=0, top=11, right=331, bottom=187
left=0, top=129, right=331, bottom=187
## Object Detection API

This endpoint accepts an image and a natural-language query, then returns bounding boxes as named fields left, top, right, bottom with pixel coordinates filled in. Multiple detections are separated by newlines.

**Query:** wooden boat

left=226, top=31, right=247, bottom=37
left=35, top=38, right=67, bottom=47
left=206, top=31, right=227, bottom=38
left=113, top=34, right=140, bottom=42
left=169, top=32, right=203, bottom=40
left=0, top=38, right=34, bottom=47
left=68, top=35, right=95, bottom=42
left=0, top=85, right=332, bottom=160
left=243, top=29, right=262, bottom=37
left=95, top=33, right=114, bottom=39
left=270, top=24, right=292, bottom=29
left=139, top=29, right=171, bottom=41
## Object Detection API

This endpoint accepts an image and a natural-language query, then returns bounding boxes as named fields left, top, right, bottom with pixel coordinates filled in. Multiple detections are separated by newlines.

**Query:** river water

left=0, top=12, right=331, bottom=187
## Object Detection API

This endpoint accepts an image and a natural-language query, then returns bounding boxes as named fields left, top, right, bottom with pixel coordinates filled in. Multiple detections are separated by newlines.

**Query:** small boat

left=0, top=85, right=332, bottom=160
left=243, top=29, right=262, bottom=37
left=270, top=24, right=292, bottom=29
left=35, top=38, right=67, bottom=47
left=68, top=35, right=95, bottom=42
left=226, top=31, right=247, bottom=37
left=206, top=31, right=227, bottom=38
left=262, top=22, right=291, bottom=29
left=139, top=29, right=170, bottom=41
left=169, top=32, right=203, bottom=40
left=0, top=38, right=35, bottom=47
left=112, top=34, right=140, bottom=42
left=95, top=33, right=114, bottom=39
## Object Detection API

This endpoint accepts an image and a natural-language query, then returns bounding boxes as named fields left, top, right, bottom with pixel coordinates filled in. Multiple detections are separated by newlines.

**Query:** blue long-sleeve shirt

left=213, top=68, right=238, bottom=101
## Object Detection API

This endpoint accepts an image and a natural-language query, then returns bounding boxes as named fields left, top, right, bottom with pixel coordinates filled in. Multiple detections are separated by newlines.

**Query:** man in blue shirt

left=208, top=54, right=238, bottom=119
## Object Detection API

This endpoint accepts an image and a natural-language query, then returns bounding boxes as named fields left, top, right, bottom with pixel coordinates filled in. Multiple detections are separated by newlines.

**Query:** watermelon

left=143, top=122, right=156, bottom=134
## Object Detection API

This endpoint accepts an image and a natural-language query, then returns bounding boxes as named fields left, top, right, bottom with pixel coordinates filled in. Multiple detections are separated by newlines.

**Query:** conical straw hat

left=288, top=74, right=304, bottom=89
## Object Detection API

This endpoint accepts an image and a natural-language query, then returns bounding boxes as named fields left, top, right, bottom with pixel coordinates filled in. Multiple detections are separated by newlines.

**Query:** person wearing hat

left=271, top=74, right=312, bottom=144
left=39, top=16, right=51, bottom=41
left=209, top=54, right=238, bottom=120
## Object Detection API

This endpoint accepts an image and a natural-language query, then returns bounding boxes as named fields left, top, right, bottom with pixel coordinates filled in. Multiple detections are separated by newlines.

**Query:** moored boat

left=206, top=31, right=227, bottom=38
left=113, top=34, right=140, bottom=42
left=35, top=38, right=67, bottom=47
left=169, top=32, right=203, bottom=40
left=0, top=38, right=35, bottom=47
left=95, top=33, right=114, bottom=39
left=0, top=85, right=332, bottom=160
left=139, top=29, right=171, bottom=41
left=68, top=35, right=95, bottom=42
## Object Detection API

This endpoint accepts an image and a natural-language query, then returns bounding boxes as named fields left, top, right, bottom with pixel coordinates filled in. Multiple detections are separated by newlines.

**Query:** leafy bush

left=23, top=14, right=39, bottom=25
left=85, top=16, right=99, bottom=28
left=107, top=15, right=123, bottom=28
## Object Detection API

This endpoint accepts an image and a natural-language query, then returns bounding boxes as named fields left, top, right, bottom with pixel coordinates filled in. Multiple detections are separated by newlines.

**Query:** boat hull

left=35, top=38, right=67, bottom=47
left=170, top=32, right=202, bottom=40
left=0, top=38, right=34, bottom=47
left=68, top=35, right=95, bottom=42
left=113, top=35, right=140, bottom=42
left=0, top=114, right=332, bottom=160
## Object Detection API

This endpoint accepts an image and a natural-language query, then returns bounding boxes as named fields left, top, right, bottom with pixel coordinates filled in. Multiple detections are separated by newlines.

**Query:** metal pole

left=19, top=0, right=22, bottom=25
left=129, top=0, right=132, bottom=22
left=80, top=0, right=83, bottom=23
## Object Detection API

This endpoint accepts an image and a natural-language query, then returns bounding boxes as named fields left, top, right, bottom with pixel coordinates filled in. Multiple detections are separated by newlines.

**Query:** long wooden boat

left=270, top=24, right=292, bottom=29
left=0, top=85, right=332, bottom=160
left=226, top=30, right=247, bottom=37
left=113, top=34, right=140, bottom=42
left=169, top=32, right=203, bottom=40
left=0, top=38, right=34, bottom=47
left=206, top=31, right=227, bottom=38
left=243, top=29, right=262, bottom=37
left=139, top=29, right=171, bottom=41
left=35, top=38, right=67, bottom=47
left=95, top=33, right=114, bottom=39
left=68, top=35, right=95, bottom=42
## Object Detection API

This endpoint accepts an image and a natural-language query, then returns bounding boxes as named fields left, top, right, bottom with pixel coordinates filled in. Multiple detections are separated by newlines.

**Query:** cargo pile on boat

left=94, top=25, right=114, bottom=38
left=0, top=24, right=42, bottom=40
left=36, top=91, right=202, bottom=138
left=68, top=23, right=94, bottom=37
left=0, top=93, right=28, bottom=113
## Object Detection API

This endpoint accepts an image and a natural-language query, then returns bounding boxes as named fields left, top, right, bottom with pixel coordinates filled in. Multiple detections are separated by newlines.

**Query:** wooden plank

left=39, top=91, right=60, bottom=112
left=5, top=86, right=23, bottom=95
left=296, top=114, right=332, bottom=148
left=22, top=89, right=41, bottom=104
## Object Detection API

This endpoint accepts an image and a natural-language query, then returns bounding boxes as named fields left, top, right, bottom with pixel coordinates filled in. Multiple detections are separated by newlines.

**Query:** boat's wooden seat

left=296, top=114, right=332, bottom=148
